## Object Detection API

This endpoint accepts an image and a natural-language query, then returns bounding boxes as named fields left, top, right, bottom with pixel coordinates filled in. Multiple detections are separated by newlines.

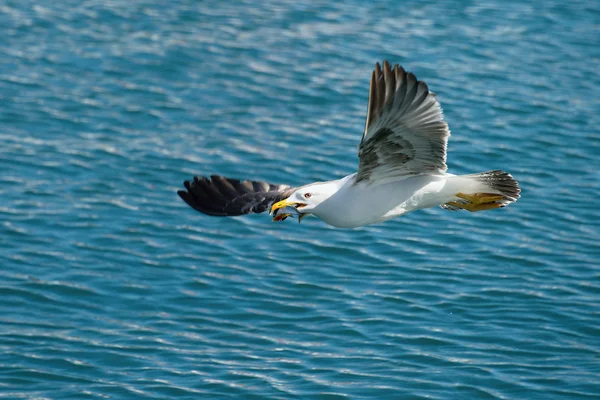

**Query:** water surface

left=1, top=1, right=599, bottom=399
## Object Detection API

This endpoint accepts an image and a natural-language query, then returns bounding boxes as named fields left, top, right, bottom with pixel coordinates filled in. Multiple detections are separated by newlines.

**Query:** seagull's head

left=270, top=182, right=338, bottom=223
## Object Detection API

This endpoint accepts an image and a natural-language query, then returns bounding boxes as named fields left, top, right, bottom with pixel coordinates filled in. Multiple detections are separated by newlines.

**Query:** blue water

left=1, top=1, right=599, bottom=399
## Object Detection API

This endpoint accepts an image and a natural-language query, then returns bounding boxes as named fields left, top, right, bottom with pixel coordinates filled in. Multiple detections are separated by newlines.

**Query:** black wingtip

left=177, top=186, right=227, bottom=216
left=177, top=189, right=194, bottom=208
left=176, top=175, right=294, bottom=217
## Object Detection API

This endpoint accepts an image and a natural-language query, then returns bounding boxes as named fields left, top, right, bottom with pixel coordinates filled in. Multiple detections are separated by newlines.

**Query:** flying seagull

left=178, top=61, right=520, bottom=228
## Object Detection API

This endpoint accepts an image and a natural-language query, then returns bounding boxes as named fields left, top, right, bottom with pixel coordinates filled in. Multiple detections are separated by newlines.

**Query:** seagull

left=177, top=61, right=520, bottom=228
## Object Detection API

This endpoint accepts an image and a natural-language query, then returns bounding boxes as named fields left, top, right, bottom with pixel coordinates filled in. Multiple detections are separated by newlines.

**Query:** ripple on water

left=1, top=0, right=600, bottom=399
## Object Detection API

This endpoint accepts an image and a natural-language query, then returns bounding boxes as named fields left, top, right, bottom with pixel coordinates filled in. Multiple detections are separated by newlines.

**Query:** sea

left=1, top=1, right=599, bottom=399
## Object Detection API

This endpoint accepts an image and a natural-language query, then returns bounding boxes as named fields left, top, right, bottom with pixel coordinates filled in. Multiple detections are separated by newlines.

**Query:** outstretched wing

left=178, top=175, right=296, bottom=216
left=356, top=61, right=450, bottom=184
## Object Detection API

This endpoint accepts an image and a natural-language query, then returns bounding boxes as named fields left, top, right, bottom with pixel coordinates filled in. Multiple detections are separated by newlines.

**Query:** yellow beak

left=270, top=198, right=298, bottom=215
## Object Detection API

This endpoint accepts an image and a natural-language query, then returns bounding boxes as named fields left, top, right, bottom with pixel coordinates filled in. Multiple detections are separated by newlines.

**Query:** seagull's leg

left=446, top=192, right=506, bottom=212
left=456, top=193, right=506, bottom=203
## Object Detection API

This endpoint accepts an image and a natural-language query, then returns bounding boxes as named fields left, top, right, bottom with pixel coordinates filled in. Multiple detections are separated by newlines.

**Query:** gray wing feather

left=356, top=61, right=450, bottom=184
left=178, top=175, right=295, bottom=216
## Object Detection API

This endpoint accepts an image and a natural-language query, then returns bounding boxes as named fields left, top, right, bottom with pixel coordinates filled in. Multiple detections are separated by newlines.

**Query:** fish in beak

left=270, top=199, right=307, bottom=222
left=272, top=212, right=291, bottom=222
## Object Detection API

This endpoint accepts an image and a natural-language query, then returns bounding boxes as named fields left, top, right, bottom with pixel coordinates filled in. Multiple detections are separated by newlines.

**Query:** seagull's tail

left=440, top=170, right=520, bottom=212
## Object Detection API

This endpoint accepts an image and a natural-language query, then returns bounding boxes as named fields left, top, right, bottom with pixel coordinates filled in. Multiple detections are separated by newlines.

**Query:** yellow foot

left=447, top=192, right=506, bottom=212
left=456, top=192, right=505, bottom=203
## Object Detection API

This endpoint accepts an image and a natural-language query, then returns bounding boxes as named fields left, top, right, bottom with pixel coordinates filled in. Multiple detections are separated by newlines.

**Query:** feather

left=178, top=175, right=295, bottom=216
left=356, top=61, right=450, bottom=184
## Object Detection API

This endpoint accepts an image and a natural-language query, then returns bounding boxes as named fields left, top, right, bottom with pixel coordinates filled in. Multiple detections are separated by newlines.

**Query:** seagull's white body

left=293, top=173, right=498, bottom=228
left=312, top=174, right=441, bottom=228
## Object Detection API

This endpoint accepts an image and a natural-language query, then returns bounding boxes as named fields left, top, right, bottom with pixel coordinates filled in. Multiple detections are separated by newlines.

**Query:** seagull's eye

left=303, top=192, right=312, bottom=199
